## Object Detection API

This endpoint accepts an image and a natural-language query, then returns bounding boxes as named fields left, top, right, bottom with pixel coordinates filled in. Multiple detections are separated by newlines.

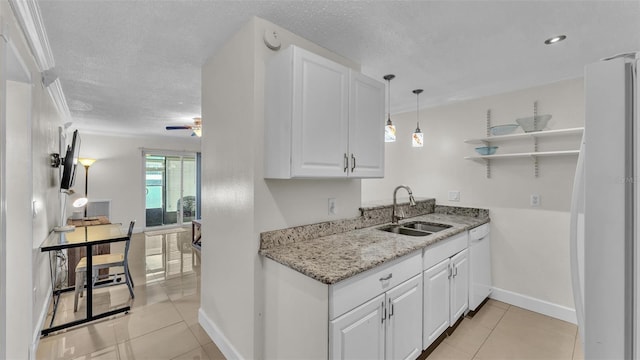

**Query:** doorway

left=144, top=152, right=199, bottom=228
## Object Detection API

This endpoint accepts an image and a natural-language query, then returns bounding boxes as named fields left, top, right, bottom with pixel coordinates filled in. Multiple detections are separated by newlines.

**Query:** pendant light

left=383, top=74, right=396, bottom=142
left=412, top=89, right=424, bottom=147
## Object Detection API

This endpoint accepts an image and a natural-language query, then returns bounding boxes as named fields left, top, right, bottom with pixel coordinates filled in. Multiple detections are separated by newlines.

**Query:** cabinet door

left=330, top=294, right=385, bottom=360
left=423, top=258, right=450, bottom=349
left=349, top=72, right=385, bottom=178
left=291, top=47, right=349, bottom=177
left=450, top=249, right=469, bottom=325
left=385, top=274, right=423, bottom=360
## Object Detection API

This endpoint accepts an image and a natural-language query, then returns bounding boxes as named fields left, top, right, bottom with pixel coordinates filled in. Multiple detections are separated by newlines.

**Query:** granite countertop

left=260, top=213, right=489, bottom=285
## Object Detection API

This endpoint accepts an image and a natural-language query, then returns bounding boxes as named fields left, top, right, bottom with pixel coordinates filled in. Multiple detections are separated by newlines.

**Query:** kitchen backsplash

left=259, top=198, right=489, bottom=250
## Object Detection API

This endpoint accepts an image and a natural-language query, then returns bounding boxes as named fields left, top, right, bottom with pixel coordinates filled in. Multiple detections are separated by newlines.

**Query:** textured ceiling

left=37, top=0, right=640, bottom=137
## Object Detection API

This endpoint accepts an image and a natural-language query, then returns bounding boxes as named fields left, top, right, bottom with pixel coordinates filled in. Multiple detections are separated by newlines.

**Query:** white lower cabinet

left=422, top=258, right=451, bottom=348
left=330, top=251, right=423, bottom=360
left=422, top=233, right=470, bottom=350
left=330, top=294, right=385, bottom=360
left=450, top=249, right=469, bottom=323
left=331, top=274, right=423, bottom=360
left=265, top=230, right=483, bottom=359
left=385, top=274, right=423, bottom=360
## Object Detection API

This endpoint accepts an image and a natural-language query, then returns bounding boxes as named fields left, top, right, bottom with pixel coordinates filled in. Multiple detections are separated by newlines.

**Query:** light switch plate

left=448, top=191, right=460, bottom=202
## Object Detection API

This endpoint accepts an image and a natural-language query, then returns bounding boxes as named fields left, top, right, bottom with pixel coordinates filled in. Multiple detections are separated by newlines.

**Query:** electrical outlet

left=328, top=198, right=336, bottom=215
left=448, top=191, right=460, bottom=202
left=531, top=194, right=541, bottom=207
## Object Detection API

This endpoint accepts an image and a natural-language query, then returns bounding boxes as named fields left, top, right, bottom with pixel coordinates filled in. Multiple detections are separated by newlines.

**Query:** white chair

left=74, top=221, right=136, bottom=312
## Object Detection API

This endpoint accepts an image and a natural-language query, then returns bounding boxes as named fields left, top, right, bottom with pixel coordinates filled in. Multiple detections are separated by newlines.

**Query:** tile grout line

left=470, top=304, right=511, bottom=360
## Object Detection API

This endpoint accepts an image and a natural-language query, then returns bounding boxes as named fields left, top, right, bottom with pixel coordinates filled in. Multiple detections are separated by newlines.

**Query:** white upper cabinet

left=265, top=45, right=384, bottom=179
left=349, top=72, right=385, bottom=178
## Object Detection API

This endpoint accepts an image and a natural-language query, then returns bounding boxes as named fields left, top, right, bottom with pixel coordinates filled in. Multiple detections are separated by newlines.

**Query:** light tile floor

left=427, top=299, right=584, bottom=360
left=37, top=229, right=226, bottom=360
left=37, top=228, right=582, bottom=360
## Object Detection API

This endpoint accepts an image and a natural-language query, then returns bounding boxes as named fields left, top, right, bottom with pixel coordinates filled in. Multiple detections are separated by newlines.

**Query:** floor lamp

left=78, top=158, right=96, bottom=218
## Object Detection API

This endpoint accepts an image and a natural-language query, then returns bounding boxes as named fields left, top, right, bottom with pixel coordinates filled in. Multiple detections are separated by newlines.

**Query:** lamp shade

left=72, top=197, right=89, bottom=208
left=78, top=158, right=96, bottom=167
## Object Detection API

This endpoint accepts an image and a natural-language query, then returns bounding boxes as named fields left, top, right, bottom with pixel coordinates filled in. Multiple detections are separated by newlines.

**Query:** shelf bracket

left=485, top=109, right=491, bottom=179
left=529, top=155, right=539, bottom=177
left=533, top=101, right=539, bottom=177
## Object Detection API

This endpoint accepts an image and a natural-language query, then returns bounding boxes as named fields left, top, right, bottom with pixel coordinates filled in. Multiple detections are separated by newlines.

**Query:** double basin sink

left=378, top=221, right=452, bottom=237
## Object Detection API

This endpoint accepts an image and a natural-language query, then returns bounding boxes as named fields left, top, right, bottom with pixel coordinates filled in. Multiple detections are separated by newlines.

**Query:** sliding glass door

left=145, top=152, right=199, bottom=227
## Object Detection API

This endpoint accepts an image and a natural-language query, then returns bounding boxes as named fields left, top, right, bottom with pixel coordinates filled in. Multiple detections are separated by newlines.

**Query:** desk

left=40, top=224, right=131, bottom=336
left=65, top=216, right=112, bottom=286
left=67, top=215, right=110, bottom=227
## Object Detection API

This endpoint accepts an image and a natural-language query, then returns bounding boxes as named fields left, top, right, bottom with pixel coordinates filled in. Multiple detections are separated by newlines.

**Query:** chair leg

left=74, top=271, right=84, bottom=312
left=127, top=267, right=134, bottom=288
left=124, top=264, right=135, bottom=299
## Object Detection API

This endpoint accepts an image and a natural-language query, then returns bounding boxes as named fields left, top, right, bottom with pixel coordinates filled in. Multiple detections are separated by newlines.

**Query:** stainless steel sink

left=378, top=225, right=432, bottom=237
left=402, top=221, right=452, bottom=233
left=377, top=221, right=452, bottom=237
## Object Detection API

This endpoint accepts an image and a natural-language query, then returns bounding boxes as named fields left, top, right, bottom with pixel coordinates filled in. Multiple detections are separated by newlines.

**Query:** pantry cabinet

left=264, top=45, right=384, bottom=179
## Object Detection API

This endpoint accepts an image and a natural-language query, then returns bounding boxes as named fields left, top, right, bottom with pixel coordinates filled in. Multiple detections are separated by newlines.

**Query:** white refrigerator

left=571, top=52, right=639, bottom=359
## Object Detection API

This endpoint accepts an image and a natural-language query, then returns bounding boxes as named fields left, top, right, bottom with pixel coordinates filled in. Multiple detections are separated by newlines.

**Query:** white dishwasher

left=468, top=223, right=492, bottom=311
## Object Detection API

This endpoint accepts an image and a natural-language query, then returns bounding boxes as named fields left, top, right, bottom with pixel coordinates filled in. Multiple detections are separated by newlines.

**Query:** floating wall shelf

left=465, top=150, right=580, bottom=161
left=464, top=127, right=584, bottom=145
left=466, top=103, right=583, bottom=178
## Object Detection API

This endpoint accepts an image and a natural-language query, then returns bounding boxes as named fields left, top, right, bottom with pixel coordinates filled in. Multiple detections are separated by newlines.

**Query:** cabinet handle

left=448, top=264, right=453, bottom=279
left=381, top=301, right=386, bottom=323
left=389, top=298, right=394, bottom=318
left=343, top=153, right=348, bottom=173
left=379, top=273, right=393, bottom=281
left=454, top=265, right=458, bottom=277
left=351, top=154, right=356, bottom=172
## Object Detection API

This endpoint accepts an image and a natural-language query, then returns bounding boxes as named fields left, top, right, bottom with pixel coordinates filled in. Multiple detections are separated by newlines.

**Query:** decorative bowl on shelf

left=475, top=146, right=498, bottom=155
left=516, top=114, right=552, bottom=132
left=490, top=124, right=520, bottom=136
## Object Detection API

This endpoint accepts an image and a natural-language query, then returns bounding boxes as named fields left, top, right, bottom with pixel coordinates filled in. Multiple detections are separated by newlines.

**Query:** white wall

left=200, top=17, right=363, bottom=359
left=75, top=133, right=200, bottom=231
left=1, top=1, right=69, bottom=357
left=363, top=78, right=584, bottom=318
left=6, top=79, right=34, bottom=360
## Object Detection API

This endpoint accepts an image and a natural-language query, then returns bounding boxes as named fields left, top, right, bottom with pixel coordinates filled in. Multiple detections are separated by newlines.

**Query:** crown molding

left=8, top=0, right=53, bottom=71
left=8, top=0, right=71, bottom=121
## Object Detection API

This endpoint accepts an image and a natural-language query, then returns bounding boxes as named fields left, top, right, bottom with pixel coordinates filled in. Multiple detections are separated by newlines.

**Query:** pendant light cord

left=413, top=89, right=423, bottom=131
left=383, top=74, right=395, bottom=124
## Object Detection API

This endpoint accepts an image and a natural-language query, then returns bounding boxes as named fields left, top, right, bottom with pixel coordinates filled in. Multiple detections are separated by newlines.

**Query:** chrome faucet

left=392, top=185, right=417, bottom=223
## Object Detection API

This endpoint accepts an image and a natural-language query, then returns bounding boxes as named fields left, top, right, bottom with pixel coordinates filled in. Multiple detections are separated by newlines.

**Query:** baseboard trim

left=30, top=283, right=52, bottom=359
left=198, top=308, right=244, bottom=360
left=490, top=287, right=577, bottom=324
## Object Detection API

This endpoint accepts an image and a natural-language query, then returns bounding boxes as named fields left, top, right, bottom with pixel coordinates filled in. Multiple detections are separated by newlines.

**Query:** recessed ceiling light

left=544, top=35, right=567, bottom=45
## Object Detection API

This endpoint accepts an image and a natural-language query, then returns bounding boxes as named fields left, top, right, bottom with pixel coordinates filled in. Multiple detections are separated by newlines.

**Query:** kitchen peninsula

left=260, top=199, right=489, bottom=359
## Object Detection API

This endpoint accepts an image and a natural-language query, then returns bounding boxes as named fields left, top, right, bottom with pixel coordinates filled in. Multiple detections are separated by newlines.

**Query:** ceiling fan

left=166, top=117, right=202, bottom=137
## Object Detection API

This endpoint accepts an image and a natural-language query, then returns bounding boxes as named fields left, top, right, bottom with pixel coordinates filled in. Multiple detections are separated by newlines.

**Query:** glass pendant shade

left=383, top=74, right=396, bottom=142
left=412, top=89, right=424, bottom=147
left=412, top=126, right=423, bottom=147
left=385, top=117, right=396, bottom=142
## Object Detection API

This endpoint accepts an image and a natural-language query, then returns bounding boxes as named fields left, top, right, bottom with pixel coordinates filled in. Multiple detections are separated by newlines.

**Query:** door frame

left=141, top=149, right=200, bottom=230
